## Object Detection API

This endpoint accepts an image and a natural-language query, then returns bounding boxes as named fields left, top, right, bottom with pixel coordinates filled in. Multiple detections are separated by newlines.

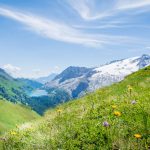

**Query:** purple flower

left=131, top=100, right=136, bottom=104
left=103, top=121, right=109, bottom=127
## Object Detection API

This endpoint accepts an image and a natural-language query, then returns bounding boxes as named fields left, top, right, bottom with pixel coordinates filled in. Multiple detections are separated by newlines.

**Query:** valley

left=1, top=1, right=150, bottom=149
left=0, top=54, right=150, bottom=116
left=1, top=64, right=149, bottom=149
left=0, top=55, right=149, bottom=149
left=29, top=89, right=48, bottom=97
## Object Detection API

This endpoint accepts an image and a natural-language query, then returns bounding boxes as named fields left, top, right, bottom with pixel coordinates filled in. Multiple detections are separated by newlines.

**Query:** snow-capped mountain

left=45, top=54, right=150, bottom=98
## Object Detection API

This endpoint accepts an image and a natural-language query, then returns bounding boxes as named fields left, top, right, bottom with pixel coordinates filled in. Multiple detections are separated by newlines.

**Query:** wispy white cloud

left=66, top=0, right=114, bottom=20
left=67, top=0, right=150, bottom=21
left=0, top=7, right=140, bottom=47
left=52, top=66, right=61, bottom=73
left=74, top=24, right=150, bottom=30
left=145, top=46, right=150, bottom=49
left=0, top=7, right=106, bottom=47
left=116, top=0, right=150, bottom=10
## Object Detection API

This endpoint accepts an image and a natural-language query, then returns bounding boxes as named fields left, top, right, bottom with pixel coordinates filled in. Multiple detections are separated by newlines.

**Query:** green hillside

left=0, top=99, right=40, bottom=135
left=0, top=68, right=42, bottom=104
left=1, top=66, right=150, bottom=150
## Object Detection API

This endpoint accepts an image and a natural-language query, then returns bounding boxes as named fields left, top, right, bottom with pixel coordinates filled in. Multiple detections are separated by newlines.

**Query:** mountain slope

left=0, top=67, right=71, bottom=115
left=17, top=78, right=43, bottom=94
left=0, top=68, right=42, bottom=104
left=0, top=99, right=40, bottom=135
left=53, top=66, right=92, bottom=83
left=0, top=69, right=27, bottom=103
left=45, top=54, right=150, bottom=98
left=28, top=88, right=71, bottom=115
left=2, top=66, right=150, bottom=149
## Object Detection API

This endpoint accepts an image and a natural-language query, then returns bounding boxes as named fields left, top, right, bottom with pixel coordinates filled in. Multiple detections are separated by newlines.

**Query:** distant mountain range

left=35, top=73, right=57, bottom=84
left=1, top=54, right=150, bottom=114
left=45, top=54, right=150, bottom=98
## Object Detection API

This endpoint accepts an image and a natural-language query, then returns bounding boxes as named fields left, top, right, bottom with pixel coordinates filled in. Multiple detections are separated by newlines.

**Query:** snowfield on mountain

left=45, top=54, right=150, bottom=98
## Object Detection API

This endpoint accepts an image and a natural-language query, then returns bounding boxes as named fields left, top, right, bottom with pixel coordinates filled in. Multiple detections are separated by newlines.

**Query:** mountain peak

left=45, top=54, right=150, bottom=98
left=63, top=66, right=90, bottom=71
left=138, top=54, right=150, bottom=69
left=141, top=54, right=150, bottom=57
left=54, top=66, right=92, bottom=83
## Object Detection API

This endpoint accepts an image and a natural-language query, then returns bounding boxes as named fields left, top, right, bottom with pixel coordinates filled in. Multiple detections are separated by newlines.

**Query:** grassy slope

left=0, top=100, right=40, bottom=135
left=0, top=69, right=42, bottom=105
left=1, top=66, right=150, bottom=150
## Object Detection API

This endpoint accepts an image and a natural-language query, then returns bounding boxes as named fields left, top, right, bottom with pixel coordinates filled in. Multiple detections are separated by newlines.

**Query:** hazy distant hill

left=36, top=73, right=57, bottom=84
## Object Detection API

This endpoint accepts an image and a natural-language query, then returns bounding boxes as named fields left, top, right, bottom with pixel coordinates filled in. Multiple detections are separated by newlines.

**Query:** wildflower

left=134, top=134, right=142, bottom=139
left=103, top=121, right=109, bottom=127
left=127, top=85, right=133, bottom=91
left=16, top=124, right=19, bottom=129
left=112, top=105, right=117, bottom=109
left=131, top=100, right=136, bottom=104
left=10, top=131, right=17, bottom=136
left=57, top=109, right=62, bottom=113
left=114, top=111, right=121, bottom=117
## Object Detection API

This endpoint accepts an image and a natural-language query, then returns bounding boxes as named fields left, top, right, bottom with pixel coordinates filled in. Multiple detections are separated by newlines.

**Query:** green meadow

left=0, top=100, right=40, bottom=135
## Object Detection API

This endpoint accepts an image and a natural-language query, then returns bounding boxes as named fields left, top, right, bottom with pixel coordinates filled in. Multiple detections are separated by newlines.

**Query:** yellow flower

left=112, top=105, right=117, bottom=109
left=114, top=111, right=121, bottom=117
left=134, top=134, right=142, bottom=139
left=127, top=85, right=133, bottom=91
left=10, top=131, right=17, bottom=136
left=57, top=109, right=62, bottom=113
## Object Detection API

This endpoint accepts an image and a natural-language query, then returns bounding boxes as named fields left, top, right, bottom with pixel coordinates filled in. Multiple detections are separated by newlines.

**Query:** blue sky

left=0, top=0, right=150, bottom=78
